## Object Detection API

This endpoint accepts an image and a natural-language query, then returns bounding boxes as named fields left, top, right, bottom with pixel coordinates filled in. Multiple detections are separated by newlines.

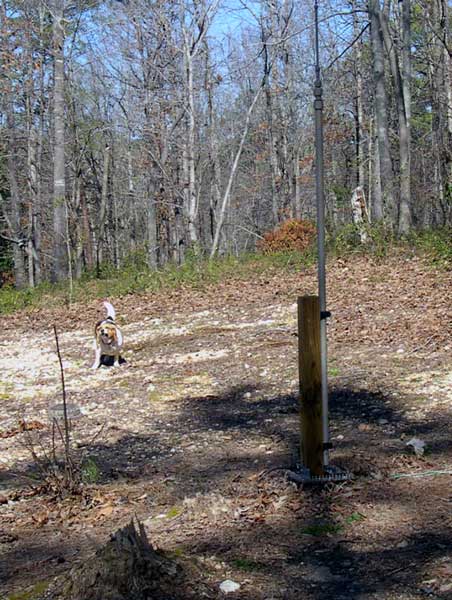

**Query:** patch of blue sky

left=210, top=0, right=261, bottom=37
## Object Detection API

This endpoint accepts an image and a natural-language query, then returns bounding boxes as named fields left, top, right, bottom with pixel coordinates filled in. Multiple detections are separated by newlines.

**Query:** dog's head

left=95, top=320, right=118, bottom=346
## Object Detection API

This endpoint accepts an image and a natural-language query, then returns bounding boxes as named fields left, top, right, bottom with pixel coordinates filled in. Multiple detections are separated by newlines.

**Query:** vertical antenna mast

left=313, top=0, right=330, bottom=467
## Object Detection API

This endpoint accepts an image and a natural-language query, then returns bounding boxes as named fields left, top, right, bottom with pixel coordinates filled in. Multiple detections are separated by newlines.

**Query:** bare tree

left=368, top=0, right=393, bottom=223
left=1, top=0, right=450, bottom=289
left=51, top=0, right=68, bottom=281
left=180, top=0, right=220, bottom=247
left=0, top=2, right=27, bottom=287
left=210, top=82, right=264, bottom=257
left=425, top=0, right=452, bottom=225
left=378, top=0, right=412, bottom=233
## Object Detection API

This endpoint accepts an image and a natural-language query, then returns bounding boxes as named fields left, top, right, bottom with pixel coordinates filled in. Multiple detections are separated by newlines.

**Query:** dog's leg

left=91, top=347, right=102, bottom=369
left=113, top=352, right=120, bottom=368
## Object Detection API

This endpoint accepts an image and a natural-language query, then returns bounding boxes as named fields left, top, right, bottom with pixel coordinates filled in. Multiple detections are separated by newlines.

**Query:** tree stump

left=46, top=519, right=209, bottom=600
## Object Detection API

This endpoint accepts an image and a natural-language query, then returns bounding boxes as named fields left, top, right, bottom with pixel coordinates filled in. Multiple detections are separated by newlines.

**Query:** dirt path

left=0, top=255, right=451, bottom=599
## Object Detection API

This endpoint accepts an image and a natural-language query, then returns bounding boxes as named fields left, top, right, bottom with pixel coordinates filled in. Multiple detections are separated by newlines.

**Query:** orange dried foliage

left=0, top=419, right=45, bottom=439
left=1, top=272, right=15, bottom=287
left=257, top=219, right=316, bottom=254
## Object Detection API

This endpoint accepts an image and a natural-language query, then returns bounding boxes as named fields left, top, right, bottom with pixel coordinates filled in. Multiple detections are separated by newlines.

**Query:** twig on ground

left=79, top=421, right=107, bottom=448
left=53, top=325, right=71, bottom=466
left=409, top=335, right=436, bottom=354
left=386, top=561, right=417, bottom=576
left=329, top=369, right=368, bottom=380
left=257, top=467, right=289, bottom=480
left=392, top=469, right=452, bottom=479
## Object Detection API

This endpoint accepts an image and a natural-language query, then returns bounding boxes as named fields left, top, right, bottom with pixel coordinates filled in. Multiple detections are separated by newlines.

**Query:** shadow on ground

left=3, top=380, right=451, bottom=491
left=2, top=382, right=451, bottom=598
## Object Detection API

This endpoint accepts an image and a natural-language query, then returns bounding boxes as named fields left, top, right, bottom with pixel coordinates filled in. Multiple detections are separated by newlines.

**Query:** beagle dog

left=91, top=301, right=124, bottom=369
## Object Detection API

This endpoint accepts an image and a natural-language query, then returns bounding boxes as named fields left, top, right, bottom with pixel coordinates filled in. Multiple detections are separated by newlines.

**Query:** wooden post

left=298, top=296, right=324, bottom=476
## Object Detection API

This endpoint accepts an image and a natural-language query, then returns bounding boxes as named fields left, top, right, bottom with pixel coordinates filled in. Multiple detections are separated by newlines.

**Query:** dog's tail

left=103, top=301, right=116, bottom=321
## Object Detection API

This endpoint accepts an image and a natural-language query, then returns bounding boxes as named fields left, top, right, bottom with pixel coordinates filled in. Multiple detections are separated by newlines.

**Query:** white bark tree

left=51, top=0, right=68, bottom=281
left=180, top=0, right=220, bottom=247
left=210, top=83, right=264, bottom=257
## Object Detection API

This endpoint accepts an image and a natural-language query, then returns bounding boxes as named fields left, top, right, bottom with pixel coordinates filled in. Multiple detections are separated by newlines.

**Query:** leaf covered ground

left=0, top=253, right=451, bottom=600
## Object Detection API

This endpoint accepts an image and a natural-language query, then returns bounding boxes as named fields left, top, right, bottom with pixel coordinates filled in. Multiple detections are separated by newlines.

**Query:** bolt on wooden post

left=298, top=296, right=324, bottom=476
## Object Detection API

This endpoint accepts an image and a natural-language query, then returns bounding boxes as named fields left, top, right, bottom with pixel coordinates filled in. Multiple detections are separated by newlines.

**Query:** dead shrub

left=257, top=219, right=316, bottom=254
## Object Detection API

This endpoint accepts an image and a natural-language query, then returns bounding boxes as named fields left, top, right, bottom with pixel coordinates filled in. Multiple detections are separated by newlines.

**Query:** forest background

left=0, top=0, right=451, bottom=290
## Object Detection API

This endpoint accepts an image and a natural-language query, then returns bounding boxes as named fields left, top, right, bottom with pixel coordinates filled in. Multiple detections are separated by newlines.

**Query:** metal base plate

left=287, top=465, right=353, bottom=485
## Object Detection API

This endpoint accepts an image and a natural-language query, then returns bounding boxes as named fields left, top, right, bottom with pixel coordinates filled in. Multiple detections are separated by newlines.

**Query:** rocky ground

left=0, top=253, right=451, bottom=599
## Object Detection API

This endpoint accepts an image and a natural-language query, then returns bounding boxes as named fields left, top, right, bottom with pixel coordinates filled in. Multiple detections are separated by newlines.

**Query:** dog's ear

left=111, top=326, right=118, bottom=343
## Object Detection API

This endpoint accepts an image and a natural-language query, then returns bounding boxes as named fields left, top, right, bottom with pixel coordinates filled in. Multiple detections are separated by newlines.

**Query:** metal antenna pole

left=313, top=0, right=330, bottom=467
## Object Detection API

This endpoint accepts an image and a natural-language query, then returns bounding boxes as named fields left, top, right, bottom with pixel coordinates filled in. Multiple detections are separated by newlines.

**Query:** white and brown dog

left=91, top=301, right=124, bottom=369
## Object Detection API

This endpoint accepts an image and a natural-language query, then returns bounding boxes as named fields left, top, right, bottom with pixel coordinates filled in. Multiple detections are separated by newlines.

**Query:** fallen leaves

left=0, top=254, right=450, bottom=600
left=0, top=419, right=45, bottom=439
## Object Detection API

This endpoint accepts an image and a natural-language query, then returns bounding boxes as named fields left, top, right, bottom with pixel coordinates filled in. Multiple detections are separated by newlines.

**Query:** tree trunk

left=0, top=4, right=27, bottom=288
left=399, top=0, right=412, bottom=233
left=380, top=0, right=412, bottom=234
left=263, top=37, right=281, bottom=226
left=5, top=117, right=27, bottom=290
left=353, top=2, right=366, bottom=191
left=183, top=39, right=198, bottom=246
left=25, top=18, right=41, bottom=287
left=429, top=0, right=452, bottom=225
left=97, top=144, right=111, bottom=268
left=127, top=144, right=138, bottom=250
left=441, top=0, right=452, bottom=224
left=73, top=178, right=84, bottom=279
left=204, top=40, right=222, bottom=246
left=210, top=84, right=263, bottom=257
left=80, top=182, right=94, bottom=270
left=180, top=1, right=220, bottom=250
left=52, top=1, right=68, bottom=281
left=368, top=116, right=375, bottom=220
left=368, top=0, right=393, bottom=224
left=34, top=1, right=46, bottom=281
left=293, top=148, right=302, bottom=219
left=147, top=179, right=158, bottom=269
